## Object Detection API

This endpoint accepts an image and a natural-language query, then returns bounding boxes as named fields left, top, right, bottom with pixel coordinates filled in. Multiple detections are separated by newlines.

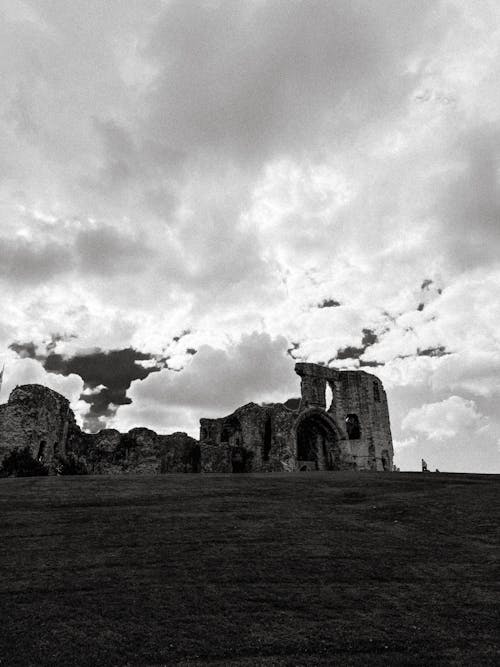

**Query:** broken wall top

left=7, top=384, right=71, bottom=409
left=294, top=362, right=382, bottom=383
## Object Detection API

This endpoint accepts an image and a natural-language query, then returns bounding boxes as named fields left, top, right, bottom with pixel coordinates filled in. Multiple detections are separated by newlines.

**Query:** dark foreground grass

left=0, top=472, right=499, bottom=666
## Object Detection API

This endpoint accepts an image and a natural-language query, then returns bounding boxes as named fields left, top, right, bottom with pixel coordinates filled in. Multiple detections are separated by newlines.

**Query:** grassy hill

left=0, top=472, right=498, bottom=666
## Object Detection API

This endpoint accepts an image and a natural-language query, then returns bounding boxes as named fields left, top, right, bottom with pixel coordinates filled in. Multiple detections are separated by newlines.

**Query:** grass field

left=0, top=472, right=499, bottom=666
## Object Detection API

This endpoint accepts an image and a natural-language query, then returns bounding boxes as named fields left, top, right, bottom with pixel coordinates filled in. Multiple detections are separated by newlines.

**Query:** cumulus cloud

left=402, top=395, right=487, bottom=441
left=0, top=1, right=500, bottom=471
left=395, top=394, right=498, bottom=472
left=0, top=354, right=84, bottom=418
left=144, top=0, right=436, bottom=164
left=112, top=333, right=298, bottom=435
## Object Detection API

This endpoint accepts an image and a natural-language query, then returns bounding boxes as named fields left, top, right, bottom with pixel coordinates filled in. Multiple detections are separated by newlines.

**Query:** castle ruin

left=0, top=363, right=393, bottom=474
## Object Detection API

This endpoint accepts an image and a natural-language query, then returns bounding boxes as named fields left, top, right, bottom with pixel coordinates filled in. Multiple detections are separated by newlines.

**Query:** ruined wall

left=0, top=385, right=200, bottom=475
left=0, top=385, right=77, bottom=471
left=295, top=363, right=393, bottom=471
left=199, top=402, right=298, bottom=472
left=72, top=428, right=199, bottom=475
left=201, top=363, right=393, bottom=473
left=159, top=432, right=200, bottom=473
left=0, top=364, right=393, bottom=475
left=332, top=371, right=393, bottom=471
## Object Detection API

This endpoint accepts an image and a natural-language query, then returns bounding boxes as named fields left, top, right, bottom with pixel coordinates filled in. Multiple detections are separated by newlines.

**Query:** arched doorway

left=295, top=412, right=339, bottom=471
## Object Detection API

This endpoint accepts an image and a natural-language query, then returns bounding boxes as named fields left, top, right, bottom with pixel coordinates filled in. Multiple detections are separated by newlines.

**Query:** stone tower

left=199, top=362, right=394, bottom=472
left=0, top=385, right=76, bottom=470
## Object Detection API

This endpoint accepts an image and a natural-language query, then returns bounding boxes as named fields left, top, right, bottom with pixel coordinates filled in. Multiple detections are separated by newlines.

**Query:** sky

left=1, top=0, right=499, bottom=472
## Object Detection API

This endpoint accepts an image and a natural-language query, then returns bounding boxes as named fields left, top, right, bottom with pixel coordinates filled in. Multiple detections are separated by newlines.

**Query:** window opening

left=263, top=417, right=272, bottom=461
left=37, top=441, right=46, bottom=462
left=345, top=414, right=361, bottom=439
left=325, top=382, right=333, bottom=410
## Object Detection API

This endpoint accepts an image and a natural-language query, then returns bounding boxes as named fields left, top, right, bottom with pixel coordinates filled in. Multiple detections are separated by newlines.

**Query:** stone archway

left=295, top=412, right=340, bottom=471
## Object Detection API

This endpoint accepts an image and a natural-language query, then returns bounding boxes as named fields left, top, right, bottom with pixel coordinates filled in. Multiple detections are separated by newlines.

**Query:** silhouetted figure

left=421, top=458, right=428, bottom=472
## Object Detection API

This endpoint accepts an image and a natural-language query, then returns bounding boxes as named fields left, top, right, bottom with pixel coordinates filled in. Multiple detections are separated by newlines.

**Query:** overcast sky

left=1, top=0, right=499, bottom=472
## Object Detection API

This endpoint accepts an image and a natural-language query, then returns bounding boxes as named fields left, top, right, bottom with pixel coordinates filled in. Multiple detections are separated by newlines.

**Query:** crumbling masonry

left=0, top=363, right=393, bottom=474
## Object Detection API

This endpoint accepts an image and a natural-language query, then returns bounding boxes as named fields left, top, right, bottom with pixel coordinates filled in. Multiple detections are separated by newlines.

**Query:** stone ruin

left=0, top=362, right=393, bottom=474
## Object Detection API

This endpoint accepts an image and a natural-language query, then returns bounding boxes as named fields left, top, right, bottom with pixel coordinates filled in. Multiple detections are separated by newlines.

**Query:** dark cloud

left=438, top=122, right=500, bottom=269
left=75, top=225, right=154, bottom=276
left=173, top=330, right=192, bottom=343
left=9, top=341, right=38, bottom=359
left=333, top=328, right=379, bottom=362
left=144, top=0, right=435, bottom=165
left=9, top=334, right=77, bottom=360
left=318, top=298, right=341, bottom=308
left=417, top=346, right=449, bottom=358
left=0, top=237, right=71, bottom=284
left=359, top=359, right=383, bottom=368
left=44, top=347, right=163, bottom=431
left=9, top=341, right=165, bottom=431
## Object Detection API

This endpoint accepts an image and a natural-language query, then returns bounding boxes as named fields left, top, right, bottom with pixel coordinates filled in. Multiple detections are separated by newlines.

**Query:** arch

left=294, top=410, right=342, bottom=471
left=345, top=414, right=361, bottom=440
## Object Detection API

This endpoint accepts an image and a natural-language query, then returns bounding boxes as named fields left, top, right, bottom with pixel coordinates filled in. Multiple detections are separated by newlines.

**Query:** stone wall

left=295, top=363, right=393, bottom=471
left=199, top=402, right=299, bottom=472
left=0, top=385, right=199, bottom=475
left=0, top=362, right=394, bottom=475
left=0, top=384, right=77, bottom=472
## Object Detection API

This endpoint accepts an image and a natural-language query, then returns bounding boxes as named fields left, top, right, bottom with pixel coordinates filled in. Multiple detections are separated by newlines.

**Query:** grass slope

left=0, top=472, right=499, bottom=666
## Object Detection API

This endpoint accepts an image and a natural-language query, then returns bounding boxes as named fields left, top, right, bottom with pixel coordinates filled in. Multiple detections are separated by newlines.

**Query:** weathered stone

left=0, top=362, right=393, bottom=474
left=199, top=442, right=231, bottom=473
left=83, top=429, right=123, bottom=474
left=200, top=363, right=393, bottom=472
left=0, top=384, right=77, bottom=473
left=159, top=432, right=200, bottom=473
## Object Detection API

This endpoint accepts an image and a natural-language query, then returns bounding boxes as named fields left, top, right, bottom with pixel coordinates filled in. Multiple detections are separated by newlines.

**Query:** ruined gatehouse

left=200, top=363, right=393, bottom=472
left=0, top=362, right=393, bottom=474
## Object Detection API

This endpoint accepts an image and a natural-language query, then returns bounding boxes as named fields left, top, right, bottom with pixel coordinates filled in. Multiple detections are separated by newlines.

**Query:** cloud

left=437, top=122, right=500, bottom=269
left=402, top=395, right=487, bottom=441
left=0, top=236, right=71, bottom=284
left=112, top=332, right=298, bottom=435
left=43, top=346, right=164, bottom=431
left=75, top=224, right=155, bottom=276
left=0, top=1, right=499, bottom=473
left=145, top=0, right=437, bottom=166
left=0, top=355, right=84, bottom=417
left=431, top=351, right=500, bottom=397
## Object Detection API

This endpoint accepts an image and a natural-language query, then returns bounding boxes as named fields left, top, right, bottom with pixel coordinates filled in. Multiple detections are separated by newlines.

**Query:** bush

left=56, top=452, right=89, bottom=475
left=1, top=446, right=49, bottom=477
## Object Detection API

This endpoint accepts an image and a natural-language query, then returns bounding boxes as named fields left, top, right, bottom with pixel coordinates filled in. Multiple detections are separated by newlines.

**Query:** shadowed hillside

left=0, top=472, right=498, bottom=666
